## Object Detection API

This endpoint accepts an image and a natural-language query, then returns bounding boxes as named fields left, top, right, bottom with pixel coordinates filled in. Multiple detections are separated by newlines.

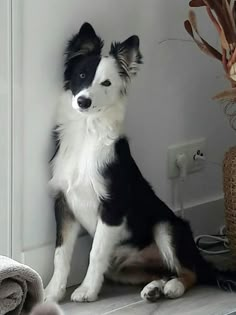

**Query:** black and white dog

left=45, top=22, right=236, bottom=303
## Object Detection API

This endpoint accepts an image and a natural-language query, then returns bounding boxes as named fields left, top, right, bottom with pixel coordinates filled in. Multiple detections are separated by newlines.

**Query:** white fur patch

left=154, top=223, right=179, bottom=273
left=50, top=90, right=125, bottom=236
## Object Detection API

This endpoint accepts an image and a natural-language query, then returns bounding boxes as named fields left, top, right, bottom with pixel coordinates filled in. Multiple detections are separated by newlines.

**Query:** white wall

left=124, top=1, right=236, bottom=210
left=123, top=1, right=236, bottom=210
left=27, top=1, right=236, bottom=212
left=12, top=0, right=236, bottom=266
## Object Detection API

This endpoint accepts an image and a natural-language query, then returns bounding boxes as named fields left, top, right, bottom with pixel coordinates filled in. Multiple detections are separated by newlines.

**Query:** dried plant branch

left=205, top=6, right=222, bottom=35
left=185, top=0, right=236, bottom=129
left=184, top=19, right=222, bottom=60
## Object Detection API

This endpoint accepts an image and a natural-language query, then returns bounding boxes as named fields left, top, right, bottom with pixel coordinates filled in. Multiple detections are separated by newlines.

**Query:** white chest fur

left=50, top=92, right=125, bottom=235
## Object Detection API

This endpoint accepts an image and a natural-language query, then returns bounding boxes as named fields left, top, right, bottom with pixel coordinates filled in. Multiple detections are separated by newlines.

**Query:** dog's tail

left=196, top=255, right=236, bottom=291
left=173, top=217, right=236, bottom=292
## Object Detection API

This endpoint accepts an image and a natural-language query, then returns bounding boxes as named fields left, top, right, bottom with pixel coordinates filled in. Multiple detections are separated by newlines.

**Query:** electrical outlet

left=168, top=138, right=206, bottom=178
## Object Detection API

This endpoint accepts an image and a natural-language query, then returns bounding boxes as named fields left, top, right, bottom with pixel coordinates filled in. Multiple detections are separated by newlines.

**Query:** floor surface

left=60, top=282, right=236, bottom=315
left=60, top=252, right=236, bottom=315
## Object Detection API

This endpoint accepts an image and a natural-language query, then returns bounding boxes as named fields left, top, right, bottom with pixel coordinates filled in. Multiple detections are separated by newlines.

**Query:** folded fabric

left=0, top=256, right=43, bottom=315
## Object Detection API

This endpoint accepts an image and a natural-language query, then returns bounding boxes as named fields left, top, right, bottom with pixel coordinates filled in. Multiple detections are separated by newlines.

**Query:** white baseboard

left=177, top=197, right=225, bottom=236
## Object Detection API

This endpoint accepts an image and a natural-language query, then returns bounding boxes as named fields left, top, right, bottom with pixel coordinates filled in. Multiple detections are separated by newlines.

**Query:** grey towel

left=0, top=256, right=43, bottom=315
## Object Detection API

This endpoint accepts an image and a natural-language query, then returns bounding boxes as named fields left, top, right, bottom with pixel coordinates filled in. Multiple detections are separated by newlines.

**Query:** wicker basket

left=223, top=146, right=236, bottom=256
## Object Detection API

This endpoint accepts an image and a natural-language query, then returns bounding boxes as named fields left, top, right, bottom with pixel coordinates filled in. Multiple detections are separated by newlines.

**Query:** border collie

left=45, top=22, right=236, bottom=303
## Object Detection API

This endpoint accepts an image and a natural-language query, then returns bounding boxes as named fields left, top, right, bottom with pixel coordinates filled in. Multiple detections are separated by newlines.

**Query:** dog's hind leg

left=107, top=266, right=162, bottom=285
left=141, top=269, right=196, bottom=302
left=45, top=192, right=80, bottom=302
left=163, top=269, right=197, bottom=298
left=141, top=221, right=197, bottom=302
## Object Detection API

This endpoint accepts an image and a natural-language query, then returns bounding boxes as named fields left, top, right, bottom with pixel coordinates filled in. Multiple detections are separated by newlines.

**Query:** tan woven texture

left=224, top=146, right=236, bottom=256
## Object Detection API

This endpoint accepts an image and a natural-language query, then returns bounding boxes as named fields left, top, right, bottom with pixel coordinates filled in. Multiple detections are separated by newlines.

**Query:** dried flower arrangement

left=185, top=1, right=236, bottom=256
left=184, top=0, right=236, bottom=129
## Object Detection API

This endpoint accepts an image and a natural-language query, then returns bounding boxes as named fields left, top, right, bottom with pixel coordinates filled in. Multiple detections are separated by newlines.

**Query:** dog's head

left=64, top=22, right=142, bottom=114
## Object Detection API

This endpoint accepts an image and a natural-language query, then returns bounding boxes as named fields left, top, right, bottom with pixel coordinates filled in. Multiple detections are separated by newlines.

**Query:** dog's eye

left=80, top=73, right=86, bottom=79
left=101, top=80, right=111, bottom=87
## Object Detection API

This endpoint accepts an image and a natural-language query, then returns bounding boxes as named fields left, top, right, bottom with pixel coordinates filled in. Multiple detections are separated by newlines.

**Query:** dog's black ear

left=109, top=35, right=143, bottom=79
left=65, top=22, right=103, bottom=62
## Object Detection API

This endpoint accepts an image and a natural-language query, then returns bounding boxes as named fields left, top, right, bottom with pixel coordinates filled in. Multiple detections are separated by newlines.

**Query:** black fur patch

left=54, top=192, right=75, bottom=247
left=50, top=126, right=60, bottom=162
left=101, top=137, right=175, bottom=248
left=67, top=55, right=101, bottom=96
left=64, top=22, right=103, bottom=91
left=109, top=36, right=143, bottom=81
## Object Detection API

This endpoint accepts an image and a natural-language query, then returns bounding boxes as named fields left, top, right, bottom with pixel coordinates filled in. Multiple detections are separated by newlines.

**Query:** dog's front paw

left=44, top=281, right=66, bottom=302
left=71, top=285, right=98, bottom=303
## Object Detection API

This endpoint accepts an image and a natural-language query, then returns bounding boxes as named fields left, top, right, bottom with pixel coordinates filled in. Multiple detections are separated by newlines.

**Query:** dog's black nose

left=77, top=97, right=92, bottom=109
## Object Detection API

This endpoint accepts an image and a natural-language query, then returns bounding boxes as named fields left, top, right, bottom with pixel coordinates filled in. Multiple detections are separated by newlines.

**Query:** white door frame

left=0, top=0, right=12, bottom=257
left=11, top=0, right=24, bottom=262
